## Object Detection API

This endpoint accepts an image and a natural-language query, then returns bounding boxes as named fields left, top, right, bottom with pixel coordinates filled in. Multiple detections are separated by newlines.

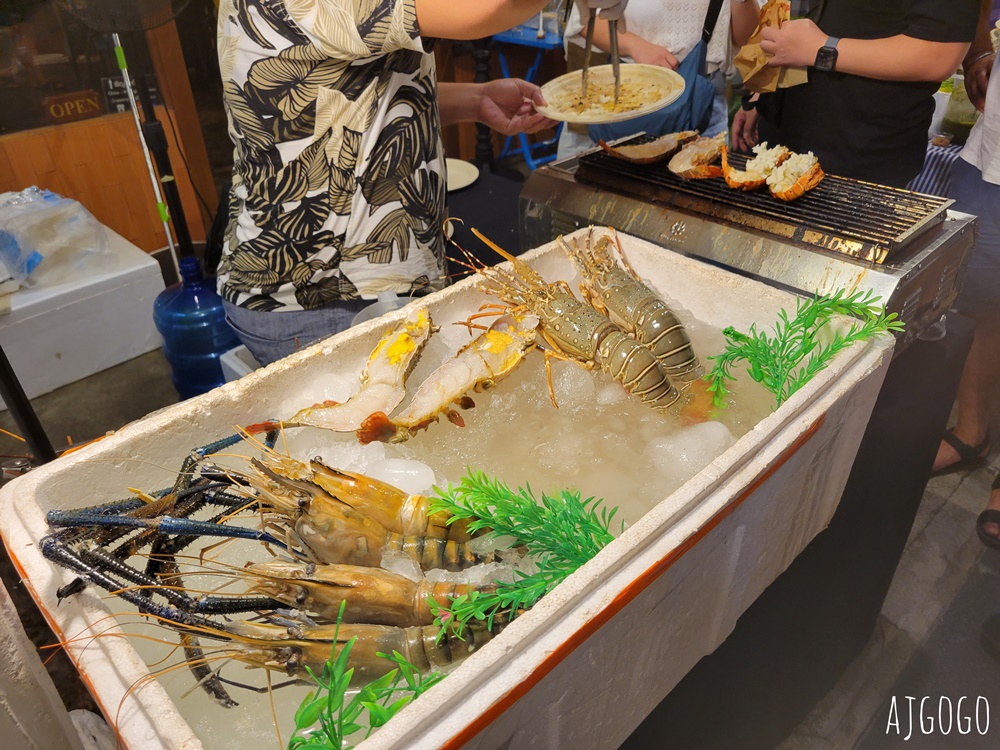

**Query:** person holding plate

left=557, top=0, right=761, bottom=158
left=217, top=0, right=622, bottom=366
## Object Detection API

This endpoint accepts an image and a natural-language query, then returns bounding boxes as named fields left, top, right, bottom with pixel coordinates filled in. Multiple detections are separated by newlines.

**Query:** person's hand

left=731, top=106, right=760, bottom=152
left=477, top=79, right=558, bottom=135
left=964, top=51, right=995, bottom=112
left=627, top=36, right=678, bottom=69
left=761, top=18, right=827, bottom=68
left=574, top=0, right=628, bottom=23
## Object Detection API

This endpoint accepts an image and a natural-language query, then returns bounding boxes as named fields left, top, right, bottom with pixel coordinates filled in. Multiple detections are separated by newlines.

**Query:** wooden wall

left=0, top=107, right=207, bottom=253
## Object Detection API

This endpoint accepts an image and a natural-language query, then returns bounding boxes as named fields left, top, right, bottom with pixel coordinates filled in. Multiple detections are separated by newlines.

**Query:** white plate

left=536, top=64, right=686, bottom=125
left=446, top=159, right=479, bottom=192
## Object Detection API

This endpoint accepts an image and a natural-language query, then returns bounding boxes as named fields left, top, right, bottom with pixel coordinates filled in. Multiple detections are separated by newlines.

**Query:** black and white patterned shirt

left=217, top=0, right=446, bottom=312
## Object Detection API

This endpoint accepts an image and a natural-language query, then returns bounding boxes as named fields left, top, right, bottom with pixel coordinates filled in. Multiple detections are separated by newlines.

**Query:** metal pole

left=128, top=30, right=194, bottom=259
left=0, top=344, right=55, bottom=464
left=112, top=32, right=180, bottom=278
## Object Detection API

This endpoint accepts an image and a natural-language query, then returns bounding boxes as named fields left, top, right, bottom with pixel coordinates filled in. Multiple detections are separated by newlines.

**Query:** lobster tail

left=598, top=329, right=681, bottom=411
left=357, top=411, right=399, bottom=444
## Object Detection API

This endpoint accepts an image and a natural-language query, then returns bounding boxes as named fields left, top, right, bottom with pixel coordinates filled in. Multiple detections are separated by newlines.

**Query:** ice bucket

left=0, top=230, right=893, bottom=750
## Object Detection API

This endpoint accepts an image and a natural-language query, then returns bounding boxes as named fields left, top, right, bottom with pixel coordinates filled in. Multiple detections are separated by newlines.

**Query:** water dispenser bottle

left=153, top=256, right=240, bottom=400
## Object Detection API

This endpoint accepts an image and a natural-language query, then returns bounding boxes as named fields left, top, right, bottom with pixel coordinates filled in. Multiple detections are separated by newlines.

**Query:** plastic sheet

left=0, top=187, right=113, bottom=288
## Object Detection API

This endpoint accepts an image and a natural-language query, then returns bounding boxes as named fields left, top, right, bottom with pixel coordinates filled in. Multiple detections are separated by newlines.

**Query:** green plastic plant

left=705, top=289, right=904, bottom=410
left=287, top=603, right=445, bottom=750
left=428, top=469, right=620, bottom=638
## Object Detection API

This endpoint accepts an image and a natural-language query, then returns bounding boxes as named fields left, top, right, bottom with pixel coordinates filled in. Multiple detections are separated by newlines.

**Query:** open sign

left=42, top=90, right=104, bottom=125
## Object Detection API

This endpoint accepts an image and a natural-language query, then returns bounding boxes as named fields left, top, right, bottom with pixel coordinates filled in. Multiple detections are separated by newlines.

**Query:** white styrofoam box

left=0, top=229, right=165, bottom=410
left=219, top=345, right=260, bottom=383
left=1, top=578, right=84, bottom=750
left=0, top=230, right=893, bottom=750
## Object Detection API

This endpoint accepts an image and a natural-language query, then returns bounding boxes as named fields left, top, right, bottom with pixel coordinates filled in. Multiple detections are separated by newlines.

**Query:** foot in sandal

left=976, top=473, right=1000, bottom=550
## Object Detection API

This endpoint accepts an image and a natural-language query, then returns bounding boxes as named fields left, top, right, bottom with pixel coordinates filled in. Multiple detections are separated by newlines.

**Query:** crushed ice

left=364, top=458, right=437, bottom=495
left=379, top=551, right=424, bottom=582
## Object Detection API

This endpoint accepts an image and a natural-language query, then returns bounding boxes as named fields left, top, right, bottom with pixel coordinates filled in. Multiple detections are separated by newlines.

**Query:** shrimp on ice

left=560, top=227, right=702, bottom=382
left=357, top=313, right=539, bottom=444
left=247, top=307, right=434, bottom=434
left=241, top=560, right=493, bottom=627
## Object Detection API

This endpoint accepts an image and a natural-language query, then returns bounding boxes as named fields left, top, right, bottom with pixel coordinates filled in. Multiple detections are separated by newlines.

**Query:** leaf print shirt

left=217, top=0, right=447, bottom=312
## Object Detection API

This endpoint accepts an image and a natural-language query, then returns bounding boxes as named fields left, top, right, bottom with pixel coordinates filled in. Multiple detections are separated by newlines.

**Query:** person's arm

left=416, top=0, right=627, bottom=41
left=439, top=80, right=557, bottom=134
left=588, top=18, right=679, bottom=68
left=963, top=0, right=995, bottom=111
left=760, top=19, right=969, bottom=83
left=729, top=0, right=760, bottom=48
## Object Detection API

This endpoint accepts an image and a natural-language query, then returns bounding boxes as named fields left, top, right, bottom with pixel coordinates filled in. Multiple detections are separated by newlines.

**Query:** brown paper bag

left=734, top=0, right=809, bottom=93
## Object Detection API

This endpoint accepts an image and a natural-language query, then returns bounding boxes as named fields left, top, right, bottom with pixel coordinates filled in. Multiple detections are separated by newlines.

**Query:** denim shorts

left=223, top=299, right=369, bottom=367
left=950, top=157, right=1000, bottom=320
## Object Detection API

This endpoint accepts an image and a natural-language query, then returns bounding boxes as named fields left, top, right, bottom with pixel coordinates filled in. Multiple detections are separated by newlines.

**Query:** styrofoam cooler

left=0, top=230, right=893, bottom=750
left=0, top=229, right=164, bottom=410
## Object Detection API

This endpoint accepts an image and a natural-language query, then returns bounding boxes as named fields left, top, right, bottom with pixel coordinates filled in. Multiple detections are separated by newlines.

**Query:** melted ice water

left=280, top=315, right=776, bottom=526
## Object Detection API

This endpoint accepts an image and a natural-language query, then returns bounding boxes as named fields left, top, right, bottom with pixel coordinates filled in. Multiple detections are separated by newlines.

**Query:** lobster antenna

left=471, top=228, right=545, bottom=286
left=444, top=231, right=483, bottom=274
left=471, top=228, right=518, bottom=263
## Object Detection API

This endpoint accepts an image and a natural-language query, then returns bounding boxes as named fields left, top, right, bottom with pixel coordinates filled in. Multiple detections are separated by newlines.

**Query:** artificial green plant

left=705, top=289, right=903, bottom=410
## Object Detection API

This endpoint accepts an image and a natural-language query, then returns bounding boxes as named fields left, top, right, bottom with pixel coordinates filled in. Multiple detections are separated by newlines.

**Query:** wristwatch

left=814, top=36, right=840, bottom=72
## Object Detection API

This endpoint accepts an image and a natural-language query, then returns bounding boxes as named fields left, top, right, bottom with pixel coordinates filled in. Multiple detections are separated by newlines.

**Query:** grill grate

left=575, top=136, right=952, bottom=264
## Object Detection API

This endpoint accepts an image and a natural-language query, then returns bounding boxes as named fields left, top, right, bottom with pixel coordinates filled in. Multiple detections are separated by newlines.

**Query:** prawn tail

left=356, top=412, right=399, bottom=445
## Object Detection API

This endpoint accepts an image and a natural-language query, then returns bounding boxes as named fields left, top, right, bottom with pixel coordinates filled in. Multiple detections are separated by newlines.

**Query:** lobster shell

left=668, top=133, right=725, bottom=180
left=721, top=146, right=764, bottom=191
left=769, top=162, right=825, bottom=201
left=721, top=145, right=793, bottom=191
left=598, top=130, right=699, bottom=165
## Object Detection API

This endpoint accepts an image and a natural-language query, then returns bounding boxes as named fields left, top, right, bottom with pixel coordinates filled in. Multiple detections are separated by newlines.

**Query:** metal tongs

left=578, top=7, right=621, bottom=103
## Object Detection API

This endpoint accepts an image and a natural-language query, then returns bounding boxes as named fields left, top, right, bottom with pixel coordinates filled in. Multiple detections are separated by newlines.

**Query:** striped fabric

left=907, top=143, right=964, bottom=197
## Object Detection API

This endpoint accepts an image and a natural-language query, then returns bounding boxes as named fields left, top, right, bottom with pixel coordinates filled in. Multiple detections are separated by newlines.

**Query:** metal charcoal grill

left=520, top=136, right=977, bottom=351
left=576, top=140, right=951, bottom=264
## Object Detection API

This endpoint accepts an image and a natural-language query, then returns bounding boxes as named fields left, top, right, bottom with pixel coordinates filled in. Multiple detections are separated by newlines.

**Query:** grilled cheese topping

left=728, top=142, right=791, bottom=184
left=558, top=80, right=666, bottom=115
left=766, top=152, right=820, bottom=193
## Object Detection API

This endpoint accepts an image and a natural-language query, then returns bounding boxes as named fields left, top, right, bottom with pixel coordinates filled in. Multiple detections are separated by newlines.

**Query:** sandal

left=931, top=428, right=991, bottom=477
left=975, top=473, right=1000, bottom=550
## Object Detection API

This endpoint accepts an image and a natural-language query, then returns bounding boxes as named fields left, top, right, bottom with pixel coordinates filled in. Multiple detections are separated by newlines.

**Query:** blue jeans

left=950, top=158, right=1000, bottom=320
left=223, top=299, right=369, bottom=366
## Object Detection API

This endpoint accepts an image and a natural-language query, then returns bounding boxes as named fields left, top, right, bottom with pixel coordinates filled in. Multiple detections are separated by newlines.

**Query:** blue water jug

left=153, top=256, right=239, bottom=400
